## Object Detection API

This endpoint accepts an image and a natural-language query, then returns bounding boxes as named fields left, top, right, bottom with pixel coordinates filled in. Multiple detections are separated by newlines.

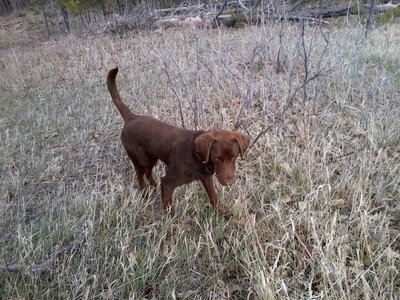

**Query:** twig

left=237, top=0, right=250, bottom=11
left=193, top=33, right=201, bottom=129
left=220, top=56, right=249, bottom=89
left=281, top=68, right=332, bottom=118
left=300, top=21, right=309, bottom=104
left=213, top=0, right=228, bottom=26
left=293, top=229, right=313, bottom=259
left=276, top=27, right=284, bottom=73
left=234, top=45, right=258, bottom=128
left=290, top=0, right=306, bottom=12
left=204, top=63, right=226, bottom=93
left=161, top=33, right=194, bottom=128
left=251, top=24, right=332, bottom=148
left=135, top=35, right=187, bottom=128
left=0, top=215, right=100, bottom=274
left=338, top=232, right=400, bottom=299
left=317, top=27, right=330, bottom=70
left=250, top=115, right=276, bottom=148
left=252, top=0, right=262, bottom=10
left=161, top=66, right=186, bottom=128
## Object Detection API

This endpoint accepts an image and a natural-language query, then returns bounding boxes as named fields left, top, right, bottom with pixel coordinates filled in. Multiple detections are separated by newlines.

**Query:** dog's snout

left=219, top=176, right=236, bottom=186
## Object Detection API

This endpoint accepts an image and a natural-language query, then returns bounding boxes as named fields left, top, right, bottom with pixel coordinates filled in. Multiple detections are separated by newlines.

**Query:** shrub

left=376, top=7, right=400, bottom=24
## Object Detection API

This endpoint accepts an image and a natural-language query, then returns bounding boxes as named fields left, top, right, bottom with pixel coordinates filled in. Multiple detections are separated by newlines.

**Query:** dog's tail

left=107, top=67, right=135, bottom=122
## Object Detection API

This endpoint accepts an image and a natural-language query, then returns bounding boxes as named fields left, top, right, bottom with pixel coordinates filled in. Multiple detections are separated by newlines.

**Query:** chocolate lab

left=107, top=67, right=250, bottom=214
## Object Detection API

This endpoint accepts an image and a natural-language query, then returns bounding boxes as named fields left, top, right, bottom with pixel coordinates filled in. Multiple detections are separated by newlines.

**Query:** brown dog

left=107, top=67, right=250, bottom=214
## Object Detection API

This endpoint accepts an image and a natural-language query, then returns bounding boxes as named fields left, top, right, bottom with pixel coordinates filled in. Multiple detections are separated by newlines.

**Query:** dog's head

left=195, top=130, right=250, bottom=186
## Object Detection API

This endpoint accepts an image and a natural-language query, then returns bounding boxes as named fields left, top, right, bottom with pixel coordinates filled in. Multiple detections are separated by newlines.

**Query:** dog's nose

left=221, top=177, right=235, bottom=186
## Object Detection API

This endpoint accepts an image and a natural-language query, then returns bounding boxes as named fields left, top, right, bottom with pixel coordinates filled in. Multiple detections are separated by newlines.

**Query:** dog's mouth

left=217, top=177, right=236, bottom=186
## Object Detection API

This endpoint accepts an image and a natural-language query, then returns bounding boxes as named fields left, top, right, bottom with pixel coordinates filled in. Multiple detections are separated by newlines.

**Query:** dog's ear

left=233, top=132, right=250, bottom=159
left=195, top=133, right=214, bottom=162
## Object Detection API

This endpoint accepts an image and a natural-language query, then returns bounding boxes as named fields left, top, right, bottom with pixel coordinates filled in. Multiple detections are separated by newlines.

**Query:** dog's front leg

left=161, top=176, right=176, bottom=213
left=201, top=177, right=226, bottom=214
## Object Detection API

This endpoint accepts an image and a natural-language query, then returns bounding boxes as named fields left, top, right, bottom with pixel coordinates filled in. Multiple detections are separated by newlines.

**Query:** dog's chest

left=185, top=160, right=214, bottom=181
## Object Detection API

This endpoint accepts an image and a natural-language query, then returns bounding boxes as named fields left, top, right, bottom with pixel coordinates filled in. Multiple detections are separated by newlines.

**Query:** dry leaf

left=281, top=162, right=292, bottom=175
left=2, top=192, right=13, bottom=202
left=222, top=240, right=230, bottom=251
left=230, top=217, right=248, bottom=227
left=162, top=240, right=171, bottom=256
left=298, top=201, right=308, bottom=211
left=270, top=180, right=281, bottom=191
left=281, top=196, right=292, bottom=204
left=385, top=247, right=400, bottom=260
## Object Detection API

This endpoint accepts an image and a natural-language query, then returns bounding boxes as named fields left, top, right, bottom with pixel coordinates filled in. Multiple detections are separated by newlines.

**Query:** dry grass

left=0, top=20, right=399, bottom=299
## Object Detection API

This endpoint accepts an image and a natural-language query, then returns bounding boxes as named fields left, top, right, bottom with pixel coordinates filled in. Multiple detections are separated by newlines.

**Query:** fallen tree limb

left=153, top=4, right=208, bottom=17
left=375, top=2, right=400, bottom=13
left=217, top=3, right=400, bottom=26
left=213, top=0, right=229, bottom=26
left=104, top=2, right=400, bottom=34
left=283, top=5, right=356, bottom=20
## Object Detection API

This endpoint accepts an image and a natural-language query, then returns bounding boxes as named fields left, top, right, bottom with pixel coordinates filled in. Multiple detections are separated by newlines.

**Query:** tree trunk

left=60, top=5, right=71, bottom=33
left=50, top=0, right=62, bottom=34
left=0, top=0, right=12, bottom=16
left=365, top=0, right=376, bottom=38
left=101, top=3, right=108, bottom=18
left=12, top=0, right=28, bottom=11
left=41, top=3, right=51, bottom=37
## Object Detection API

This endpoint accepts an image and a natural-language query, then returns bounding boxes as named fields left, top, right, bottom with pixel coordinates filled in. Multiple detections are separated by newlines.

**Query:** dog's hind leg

left=145, top=156, right=158, bottom=187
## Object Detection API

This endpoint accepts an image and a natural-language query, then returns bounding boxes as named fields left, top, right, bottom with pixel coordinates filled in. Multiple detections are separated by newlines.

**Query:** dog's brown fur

left=107, top=67, right=250, bottom=214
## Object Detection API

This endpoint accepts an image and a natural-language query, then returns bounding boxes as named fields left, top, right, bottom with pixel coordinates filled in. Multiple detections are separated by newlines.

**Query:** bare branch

left=235, top=45, right=259, bottom=128
left=251, top=23, right=332, bottom=148
left=213, top=0, right=229, bottom=26
left=161, top=66, right=186, bottom=128
left=0, top=215, right=100, bottom=274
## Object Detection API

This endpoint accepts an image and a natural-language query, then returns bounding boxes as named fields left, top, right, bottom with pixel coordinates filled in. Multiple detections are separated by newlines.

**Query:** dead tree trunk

left=60, top=5, right=71, bottom=33
left=365, top=0, right=377, bottom=38
left=41, top=3, right=51, bottom=37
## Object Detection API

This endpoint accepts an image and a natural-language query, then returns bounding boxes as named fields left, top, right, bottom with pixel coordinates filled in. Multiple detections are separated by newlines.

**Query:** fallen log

left=153, top=4, right=208, bottom=17
left=104, top=2, right=400, bottom=34
left=217, top=3, right=399, bottom=26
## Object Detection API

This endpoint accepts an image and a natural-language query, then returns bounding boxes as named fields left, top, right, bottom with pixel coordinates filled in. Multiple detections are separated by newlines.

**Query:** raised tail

left=107, top=67, right=135, bottom=122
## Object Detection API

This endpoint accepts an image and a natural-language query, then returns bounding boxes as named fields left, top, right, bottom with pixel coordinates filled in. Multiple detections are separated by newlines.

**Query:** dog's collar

left=194, top=149, right=215, bottom=175
left=201, top=160, right=215, bottom=175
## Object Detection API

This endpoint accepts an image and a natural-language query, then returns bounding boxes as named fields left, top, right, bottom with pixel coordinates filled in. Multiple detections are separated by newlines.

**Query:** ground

left=0, top=9, right=399, bottom=299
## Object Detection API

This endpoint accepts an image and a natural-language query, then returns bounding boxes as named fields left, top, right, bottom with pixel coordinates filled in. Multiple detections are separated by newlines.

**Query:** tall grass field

left=0, top=17, right=399, bottom=299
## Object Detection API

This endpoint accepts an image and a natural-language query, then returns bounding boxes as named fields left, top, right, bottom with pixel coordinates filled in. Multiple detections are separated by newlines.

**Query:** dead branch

left=213, top=0, right=229, bottom=26
left=234, top=45, right=258, bottom=128
left=104, top=1, right=400, bottom=35
left=161, top=66, right=186, bottom=128
left=365, top=0, right=377, bottom=38
left=153, top=4, right=208, bottom=17
left=0, top=215, right=100, bottom=274
left=251, top=22, right=332, bottom=148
